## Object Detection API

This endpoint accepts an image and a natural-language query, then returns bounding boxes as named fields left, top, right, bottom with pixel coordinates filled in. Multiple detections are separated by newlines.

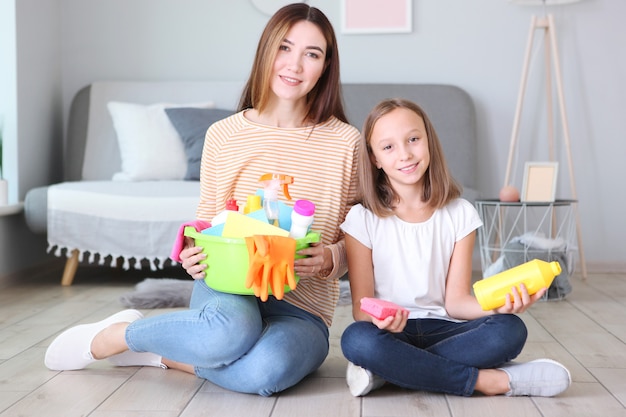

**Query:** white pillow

left=107, top=101, right=213, bottom=181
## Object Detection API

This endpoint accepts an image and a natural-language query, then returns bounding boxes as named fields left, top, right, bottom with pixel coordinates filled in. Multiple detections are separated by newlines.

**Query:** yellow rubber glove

left=244, top=235, right=296, bottom=301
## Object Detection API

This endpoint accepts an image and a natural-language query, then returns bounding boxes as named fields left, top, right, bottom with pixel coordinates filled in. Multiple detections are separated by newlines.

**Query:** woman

left=45, top=3, right=360, bottom=397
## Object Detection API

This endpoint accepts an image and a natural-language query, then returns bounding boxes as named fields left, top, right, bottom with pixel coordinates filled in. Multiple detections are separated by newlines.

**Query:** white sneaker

left=346, top=362, right=385, bottom=397
left=498, top=359, right=571, bottom=397
left=45, top=309, right=143, bottom=371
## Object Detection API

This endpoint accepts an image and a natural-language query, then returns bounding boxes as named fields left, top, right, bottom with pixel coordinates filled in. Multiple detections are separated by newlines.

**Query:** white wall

left=2, top=0, right=624, bottom=276
left=0, top=0, right=60, bottom=277
left=0, top=0, right=17, bottom=194
left=17, top=0, right=64, bottom=193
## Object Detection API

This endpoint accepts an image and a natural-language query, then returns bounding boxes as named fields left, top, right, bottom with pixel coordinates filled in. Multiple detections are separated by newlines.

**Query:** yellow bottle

left=243, top=195, right=262, bottom=214
left=473, top=259, right=562, bottom=311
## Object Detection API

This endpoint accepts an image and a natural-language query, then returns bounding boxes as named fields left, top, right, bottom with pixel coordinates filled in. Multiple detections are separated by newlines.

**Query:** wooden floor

left=1, top=260, right=625, bottom=417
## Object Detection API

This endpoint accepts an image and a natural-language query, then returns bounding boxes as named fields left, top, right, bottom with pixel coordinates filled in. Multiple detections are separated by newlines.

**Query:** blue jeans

left=125, top=279, right=329, bottom=396
left=340, top=314, right=527, bottom=396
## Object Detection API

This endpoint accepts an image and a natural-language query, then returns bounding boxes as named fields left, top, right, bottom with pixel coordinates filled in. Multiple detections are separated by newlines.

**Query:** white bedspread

left=47, top=181, right=200, bottom=270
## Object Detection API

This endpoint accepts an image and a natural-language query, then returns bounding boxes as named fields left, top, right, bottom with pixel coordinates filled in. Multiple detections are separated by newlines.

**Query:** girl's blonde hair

left=238, top=3, right=347, bottom=124
left=357, top=98, right=461, bottom=217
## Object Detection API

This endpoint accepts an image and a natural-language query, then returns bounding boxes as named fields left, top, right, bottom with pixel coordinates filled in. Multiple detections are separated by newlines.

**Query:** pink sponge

left=360, top=297, right=408, bottom=320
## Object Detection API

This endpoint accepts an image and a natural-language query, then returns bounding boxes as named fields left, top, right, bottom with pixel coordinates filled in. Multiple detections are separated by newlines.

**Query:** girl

left=340, top=99, right=571, bottom=397
left=45, top=4, right=360, bottom=397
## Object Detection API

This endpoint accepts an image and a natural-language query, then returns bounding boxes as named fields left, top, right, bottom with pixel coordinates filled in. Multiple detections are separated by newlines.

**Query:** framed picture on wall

left=341, top=0, right=412, bottom=34
left=521, top=161, right=559, bottom=202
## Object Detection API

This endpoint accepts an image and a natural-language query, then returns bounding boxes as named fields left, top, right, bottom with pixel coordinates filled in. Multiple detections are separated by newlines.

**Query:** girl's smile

left=399, top=163, right=418, bottom=174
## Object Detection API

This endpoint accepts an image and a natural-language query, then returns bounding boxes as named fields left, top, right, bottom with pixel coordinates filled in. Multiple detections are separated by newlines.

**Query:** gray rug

left=119, top=278, right=352, bottom=309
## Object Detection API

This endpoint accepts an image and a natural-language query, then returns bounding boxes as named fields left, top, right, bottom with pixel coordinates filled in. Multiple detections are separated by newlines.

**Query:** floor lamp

left=504, top=0, right=588, bottom=279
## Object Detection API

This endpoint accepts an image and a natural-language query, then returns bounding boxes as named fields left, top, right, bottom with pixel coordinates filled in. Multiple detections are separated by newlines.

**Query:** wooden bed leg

left=61, top=250, right=79, bottom=286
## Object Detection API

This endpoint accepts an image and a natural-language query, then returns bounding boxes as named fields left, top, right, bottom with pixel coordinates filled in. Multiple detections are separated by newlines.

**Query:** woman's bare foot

left=90, top=322, right=131, bottom=359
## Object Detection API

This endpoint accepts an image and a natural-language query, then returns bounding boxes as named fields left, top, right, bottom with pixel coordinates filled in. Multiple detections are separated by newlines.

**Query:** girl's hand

left=495, top=284, right=547, bottom=314
left=371, top=309, right=409, bottom=333
left=293, top=242, right=330, bottom=278
left=179, top=237, right=207, bottom=280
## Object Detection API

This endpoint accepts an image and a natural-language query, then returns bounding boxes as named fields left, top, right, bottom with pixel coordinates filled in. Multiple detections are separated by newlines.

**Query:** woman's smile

left=279, top=75, right=302, bottom=86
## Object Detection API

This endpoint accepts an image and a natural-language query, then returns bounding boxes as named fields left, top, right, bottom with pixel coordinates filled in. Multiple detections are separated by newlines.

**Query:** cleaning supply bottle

left=225, top=198, right=238, bottom=212
left=243, top=195, right=262, bottom=214
left=259, top=173, right=295, bottom=228
left=211, top=198, right=240, bottom=226
left=473, top=259, right=561, bottom=311
left=263, top=179, right=281, bottom=227
left=289, top=199, right=315, bottom=238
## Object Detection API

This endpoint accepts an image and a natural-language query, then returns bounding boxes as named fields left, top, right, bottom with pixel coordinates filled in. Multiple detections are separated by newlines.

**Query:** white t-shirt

left=340, top=198, right=482, bottom=321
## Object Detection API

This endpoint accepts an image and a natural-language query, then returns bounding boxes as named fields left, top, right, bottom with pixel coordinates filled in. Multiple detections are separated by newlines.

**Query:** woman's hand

left=494, top=284, right=547, bottom=314
left=179, top=237, right=207, bottom=280
left=293, top=242, right=331, bottom=278
left=371, top=309, right=409, bottom=333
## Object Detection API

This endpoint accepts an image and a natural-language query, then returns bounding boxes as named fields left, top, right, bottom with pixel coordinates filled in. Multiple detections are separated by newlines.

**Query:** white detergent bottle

left=289, top=199, right=315, bottom=238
